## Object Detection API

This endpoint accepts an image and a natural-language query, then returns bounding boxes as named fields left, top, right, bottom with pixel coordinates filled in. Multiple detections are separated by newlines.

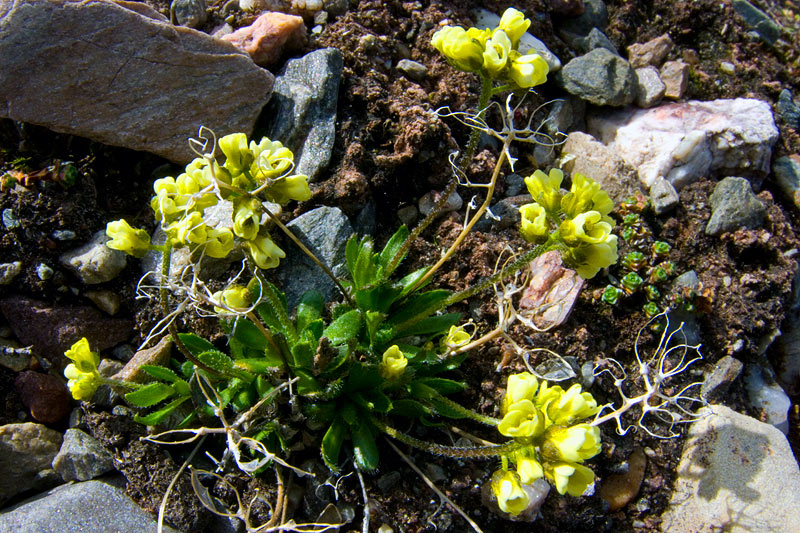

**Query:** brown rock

left=15, top=371, right=71, bottom=423
left=599, top=447, right=647, bottom=511
left=660, top=60, right=689, bottom=99
left=519, top=251, right=584, bottom=329
left=627, top=34, right=674, bottom=68
left=113, top=336, right=173, bottom=383
left=0, top=297, right=133, bottom=362
left=222, top=12, right=307, bottom=68
left=0, top=0, right=273, bottom=164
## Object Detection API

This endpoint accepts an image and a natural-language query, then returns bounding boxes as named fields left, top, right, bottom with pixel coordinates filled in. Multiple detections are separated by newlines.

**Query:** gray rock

left=472, top=8, right=562, bottom=72
left=275, top=206, right=353, bottom=309
left=586, top=99, right=780, bottom=189
left=626, top=34, right=674, bottom=68
left=672, top=270, right=699, bottom=292
left=2, top=207, right=19, bottom=229
left=418, top=190, right=462, bottom=217
left=0, top=477, right=181, bottom=533
left=396, top=59, right=427, bottom=82
left=649, top=176, right=679, bottom=214
left=773, top=155, right=800, bottom=211
left=354, top=201, right=377, bottom=237
left=634, top=67, right=665, bottom=108
left=503, top=173, right=525, bottom=198
left=59, top=230, right=127, bottom=285
left=397, top=205, right=418, bottom=226
left=377, top=471, right=401, bottom=493
left=52, top=429, right=114, bottom=482
left=475, top=196, right=525, bottom=232
left=0, top=261, right=22, bottom=285
left=559, top=131, right=643, bottom=205
left=584, top=27, right=618, bottom=54
left=701, top=355, right=743, bottom=403
left=558, top=0, right=608, bottom=36
left=0, top=423, right=62, bottom=505
left=35, top=263, right=54, bottom=280
left=706, top=177, right=766, bottom=236
left=661, top=405, right=800, bottom=532
left=541, top=97, right=585, bottom=141
left=744, top=364, right=791, bottom=434
left=559, top=48, right=636, bottom=107
left=170, top=0, right=207, bottom=28
left=777, top=89, right=800, bottom=128
left=0, top=0, right=272, bottom=165
left=266, top=48, right=343, bottom=183
left=733, top=0, right=781, bottom=45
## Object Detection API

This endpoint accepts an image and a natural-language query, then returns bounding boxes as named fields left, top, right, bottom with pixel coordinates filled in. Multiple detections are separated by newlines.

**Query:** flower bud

left=63, top=337, right=101, bottom=401
left=498, top=7, right=531, bottom=48
left=172, top=211, right=207, bottom=246
left=502, top=372, right=539, bottom=414
left=106, top=219, right=151, bottom=258
left=233, top=198, right=261, bottom=240
left=266, top=174, right=312, bottom=204
left=519, top=202, right=549, bottom=243
left=431, top=26, right=485, bottom=73
left=507, top=51, right=549, bottom=88
left=524, top=168, right=563, bottom=213
left=379, top=345, right=408, bottom=380
left=440, top=324, right=473, bottom=353
left=219, top=133, right=254, bottom=175
left=212, top=285, right=253, bottom=313
left=204, top=228, right=234, bottom=258
left=561, top=173, right=613, bottom=219
left=245, top=234, right=285, bottom=269
left=490, top=470, right=530, bottom=516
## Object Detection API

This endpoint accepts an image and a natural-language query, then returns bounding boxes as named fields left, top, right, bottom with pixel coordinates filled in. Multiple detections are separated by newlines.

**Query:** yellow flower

left=431, top=25, right=485, bottom=72
left=519, top=202, right=549, bottom=243
left=498, top=7, right=531, bottom=48
left=219, top=133, right=254, bottom=176
left=465, top=26, right=492, bottom=46
left=507, top=51, right=549, bottom=88
left=106, top=219, right=151, bottom=258
left=380, top=345, right=408, bottom=380
left=512, top=449, right=544, bottom=484
left=482, top=29, right=511, bottom=77
left=204, top=228, right=235, bottom=258
left=151, top=177, right=180, bottom=221
left=546, top=383, right=600, bottom=425
left=560, top=173, right=614, bottom=219
left=545, top=461, right=595, bottom=497
left=176, top=172, right=217, bottom=211
left=524, top=168, right=563, bottom=213
left=251, top=138, right=295, bottom=182
left=498, top=399, right=546, bottom=437
left=542, top=424, right=601, bottom=463
left=265, top=174, right=312, bottom=204
left=212, top=285, right=253, bottom=313
left=490, top=470, right=530, bottom=516
left=564, top=237, right=619, bottom=279
left=559, top=211, right=614, bottom=247
left=502, top=372, right=539, bottom=414
left=63, top=338, right=101, bottom=401
left=440, top=324, right=473, bottom=352
left=245, top=234, right=285, bottom=269
left=171, top=211, right=207, bottom=246
left=233, top=198, right=261, bottom=240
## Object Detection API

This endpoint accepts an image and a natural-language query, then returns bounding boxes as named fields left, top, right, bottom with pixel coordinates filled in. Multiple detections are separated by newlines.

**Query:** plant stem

left=429, top=391, right=501, bottom=426
left=159, top=244, right=223, bottom=377
left=385, top=75, right=494, bottom=276
left=409, top=134, right=512, bottom=293
left=263, top=207, right=355, bottom=307
left=372, top=417, right=520, bottom=459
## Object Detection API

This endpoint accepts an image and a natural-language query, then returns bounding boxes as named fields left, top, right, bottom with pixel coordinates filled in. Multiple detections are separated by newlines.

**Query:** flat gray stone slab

left=0, top=0, right=273, bottom=164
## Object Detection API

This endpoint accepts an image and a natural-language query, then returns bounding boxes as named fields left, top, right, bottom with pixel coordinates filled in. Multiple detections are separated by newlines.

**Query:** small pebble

left=36, top=263, right=54, bottom=280
left=397, top=205, right=418, bottom=226
left=719, top=61, right=736, bottom=75
left=51, top=230, right=76, bottom=241
left=396, top=59, right=427, bottom=82
left=2, top=208, right=19, bottom=229
left=598, top=448, right=647, bottom=511
left=0, top=261, right=23, bottom=285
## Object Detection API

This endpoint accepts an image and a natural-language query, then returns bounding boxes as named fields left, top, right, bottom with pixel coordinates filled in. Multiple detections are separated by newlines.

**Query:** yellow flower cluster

left=431, top=8, right=549, bottom=89
left=63, top=337, right=101, bottom=401
left=212, top=285, right=254, bottom=314
left=107, top=133, right=311, bottom=271
left=519, top=168, right=618, bottom=279
left=491, top=372, right=601, bottom=514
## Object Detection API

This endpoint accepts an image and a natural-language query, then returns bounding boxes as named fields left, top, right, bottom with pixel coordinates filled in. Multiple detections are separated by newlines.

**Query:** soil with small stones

left=2, top=0, right=800, bottom=531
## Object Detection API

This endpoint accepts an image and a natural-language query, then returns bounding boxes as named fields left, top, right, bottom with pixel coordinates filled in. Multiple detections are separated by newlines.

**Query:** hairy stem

left=372, top=417, right=519, bottom=459
left=428, top=391, right=501, bottom=426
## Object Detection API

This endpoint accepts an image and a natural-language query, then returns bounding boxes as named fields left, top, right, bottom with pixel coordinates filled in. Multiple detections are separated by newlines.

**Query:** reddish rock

left=626, top=34, right=674, bottom=69
left=222, top=12, right=307, bottom=68
left=0, top=297, right=133, bottom=362
left=519, top=251, right=584, bottom=329
left=15, top=371, right=71, bottom=423
left=660, top=60, right=690, bottom=100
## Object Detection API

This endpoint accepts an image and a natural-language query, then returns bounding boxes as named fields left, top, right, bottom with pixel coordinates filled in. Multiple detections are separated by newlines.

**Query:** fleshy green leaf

left=133, top=396, right=189, bottom=425
left=395, top=312, right=461, bottom=337
left=350, top=390, right=391, bottom=414
left=413, top=377, right=466, bottom=395
left=323, top=309, right=362, bottom=345
left=378, top=225, right=409, bottom=277
left=321, top=417, right=347, bottom=471
left=125, top=382, right=176, bottom=407
left=231, top=319, right=269, bottom=352
left=351, top=421, right=379, bottom=472
left=198, top=350, right=235, bottom=373
left=290, top=341, right=315, bottom=371
left=385, top=290, right=451, bottom=328
left=297, top=291, right=324, bottom=333
left=141, top=365, right=181, bottom=383
left=178, top=333, right=216, bottom=357
left=398, top=267, right=432, bottom=296
left=390, top=399, right=432, bottom=418
left=346, top=362, right=383, bottom=392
